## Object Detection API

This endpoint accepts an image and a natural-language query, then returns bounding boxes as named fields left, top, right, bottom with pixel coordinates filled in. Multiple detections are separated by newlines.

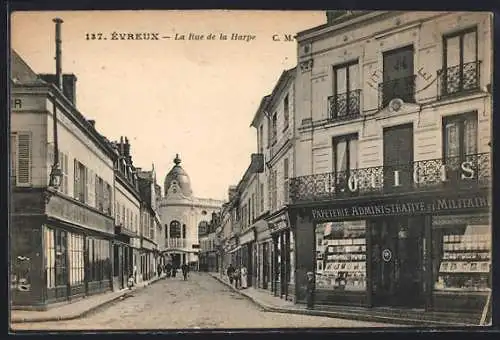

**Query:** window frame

left=442, top=111, right=478, bottom=160
left=332, top=133, right=359, bottom=174
left=442, top=27, right=478, bottom=71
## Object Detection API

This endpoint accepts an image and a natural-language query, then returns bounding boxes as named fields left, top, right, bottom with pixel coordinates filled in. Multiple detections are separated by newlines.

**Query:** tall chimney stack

left=53, top=18, right=64, bottom=91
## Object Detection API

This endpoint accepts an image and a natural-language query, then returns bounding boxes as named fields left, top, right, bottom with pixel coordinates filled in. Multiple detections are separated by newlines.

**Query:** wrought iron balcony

left=165, top=238, right=187, bottom=249
left=378, top=75, right=416, bottom=109
left=437, top=61, right=481, bottom=99
left=328, top=89, right=361, bottom=120
left=289, top=153, right=490, bottom=203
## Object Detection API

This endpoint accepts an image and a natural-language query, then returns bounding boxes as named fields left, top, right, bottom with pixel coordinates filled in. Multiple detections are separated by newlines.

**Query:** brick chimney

left=228, top=185, right=238, bottom=201
left=39, top=73, right=78, bottom=105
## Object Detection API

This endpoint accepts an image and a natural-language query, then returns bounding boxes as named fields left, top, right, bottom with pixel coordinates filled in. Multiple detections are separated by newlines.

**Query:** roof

left=249, top=67, right=296, bottom=128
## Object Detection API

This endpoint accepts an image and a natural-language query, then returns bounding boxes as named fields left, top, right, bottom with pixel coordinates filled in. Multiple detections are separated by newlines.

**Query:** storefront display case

left=315, top=221, right=368, bottom=306
left=432, top=216, right=491, bottom=312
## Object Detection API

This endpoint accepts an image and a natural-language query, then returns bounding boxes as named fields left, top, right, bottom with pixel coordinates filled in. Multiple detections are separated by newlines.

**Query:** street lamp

left=44, top=17, right=64, bottom=204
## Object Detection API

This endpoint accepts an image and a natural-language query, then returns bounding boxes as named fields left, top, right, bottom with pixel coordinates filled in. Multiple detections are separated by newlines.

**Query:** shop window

left=68, top=233, right=84, bottom=285
left=432, top=215, right=491, bottom=291
left=45, top=227, right=55, bottom=289
left=55, top=229, right=68, bottom=286
left=315, top=221, right=367, bottom=292
left=88, top=238, right=111, bottom=282
left=11, top=227, right=34, bottom=291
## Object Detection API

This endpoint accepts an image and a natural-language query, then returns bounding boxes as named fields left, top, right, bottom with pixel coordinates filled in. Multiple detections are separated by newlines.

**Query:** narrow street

left=12, top=273, right=401, bottom=330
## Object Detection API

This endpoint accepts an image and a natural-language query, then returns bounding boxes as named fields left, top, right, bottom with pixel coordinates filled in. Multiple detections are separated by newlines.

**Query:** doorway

left=383, top=124, right=414, bottom=192
left=371, top=217, right=425, bottom=308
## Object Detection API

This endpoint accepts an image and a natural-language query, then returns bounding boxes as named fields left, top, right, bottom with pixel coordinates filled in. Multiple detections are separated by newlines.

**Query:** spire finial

left=174, top=154, right=181, bottom=165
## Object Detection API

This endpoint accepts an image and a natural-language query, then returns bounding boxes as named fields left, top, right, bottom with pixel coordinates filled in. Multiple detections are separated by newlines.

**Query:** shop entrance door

left=371, top=217, right=425, bottom=308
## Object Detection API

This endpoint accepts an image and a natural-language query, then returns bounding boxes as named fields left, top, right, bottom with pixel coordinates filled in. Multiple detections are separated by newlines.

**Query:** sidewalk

left=10, top=274, right=166, bottom=324
left=207, top=272, right=479, bottom=327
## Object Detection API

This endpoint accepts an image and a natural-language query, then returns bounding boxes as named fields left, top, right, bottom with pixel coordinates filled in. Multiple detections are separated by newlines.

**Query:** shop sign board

left=310, top=193, right=489, bottom=222
left=46, top=194, right=114, bottom=235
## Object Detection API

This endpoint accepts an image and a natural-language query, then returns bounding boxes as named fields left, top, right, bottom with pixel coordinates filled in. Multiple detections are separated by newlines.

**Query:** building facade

left=289, top=11, right=492, bottom=317
left=112, top=137, right=142, bottom=290
left=10, top=51, right=116, bottom=308
left=160, top=155, right=224, bottom=270
left=138, top=166, right=164, bottom=282
left=198, top=213, right=219, bottom=272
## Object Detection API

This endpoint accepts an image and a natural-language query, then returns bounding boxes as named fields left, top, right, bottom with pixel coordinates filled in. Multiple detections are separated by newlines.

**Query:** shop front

left=140, top=237, right=157, bottom=282
left=239, top=227, right=256, bottom=287
left=290, top=188, right=491, bottom=314
left=267, top=208, right=294, bottom=301
left=10, top=191, right=114, bottom=309
left=113, top=226, right=135, bottom=290
left=255, top=220, right=272, bottom=290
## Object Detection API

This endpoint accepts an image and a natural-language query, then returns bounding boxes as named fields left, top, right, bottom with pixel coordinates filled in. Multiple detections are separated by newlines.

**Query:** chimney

left=228, top=185, right=238, bottom=201
left=62, top=74, right=77, bottom=105
left=53, top=18, right=63, bottom=90
left=120, top=136, right=124, bottom=156
left=88, top=119, right=95, bottom=127
left=124, top=137, right=130, bottom=157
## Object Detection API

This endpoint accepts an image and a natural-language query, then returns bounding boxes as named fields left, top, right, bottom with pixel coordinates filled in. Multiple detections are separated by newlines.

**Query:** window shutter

left=63, top=153, right=69, bottom=194
left=85, top=166, right=90, bottom=203
left=16, top=132, right=32, bottom=186
left=74, top=160, right=80, bottom=200
left=10, top=134, right=17, bottom=184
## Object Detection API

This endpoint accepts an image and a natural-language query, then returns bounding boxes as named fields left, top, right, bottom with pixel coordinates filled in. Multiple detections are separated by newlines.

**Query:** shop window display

left=432, top=215, right=491, bottom=292
left=315, top=221, right=367, bottom=291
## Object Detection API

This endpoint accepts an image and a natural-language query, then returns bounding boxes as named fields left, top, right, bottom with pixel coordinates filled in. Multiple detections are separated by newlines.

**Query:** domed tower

left=164, top=154, right=193, bottom=198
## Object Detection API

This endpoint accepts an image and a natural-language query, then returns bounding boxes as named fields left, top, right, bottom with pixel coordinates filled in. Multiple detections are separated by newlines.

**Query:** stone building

left=289, top=10, right=492, bottom=319
left=160, top=155, right=224, bottom=270
left=10, top=50, right=116, bottom=308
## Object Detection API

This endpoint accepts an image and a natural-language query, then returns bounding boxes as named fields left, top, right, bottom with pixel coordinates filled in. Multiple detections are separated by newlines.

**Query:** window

left=331, top=62, right=360, bottom=119
left=260, top=183, right=265, bottom=212
left=259, top=125, right=264, bottom=154
left=170, top=220, right=181, bottom=238
left=45, top=227, right=55, bottom=289
left=55, top=229, right=68, bottom=286
left=248, top=199, right=252, bottom=225
left=381, top=46, right=415, bottom=107
left=87, top=238, right=111, bottom=283
left=432, top=214, right=490, bottom=292
left=315, top=221, right=367, bottom=291
left=271, top=170, right=278, bottom=211
left=443, top=112, right=478, bottom=176
left=283, top=94, right=290, bottom=129
left=442, top=28, right=479, bottom=96
left=333, top=134, right=358, bottom=187
left=251, top=193, right=256, bottom=220
left=57, top=152, right=69, bottom=194
left=182, top=224, right=187, bottom=239
left=95, top=176, right=104, bottom=212
left=11, top=227, right=34, bottom=291
left=10, top=134, right=17, bottom=185
left=12, top=132, right=32, bottom=186
left=68, top=232, right=84, bottom=286
left=74, top=160, right=87, bottom=202
left=283, top=158, right=289, bottom=203
left=271, top=112, right=278, bottom=145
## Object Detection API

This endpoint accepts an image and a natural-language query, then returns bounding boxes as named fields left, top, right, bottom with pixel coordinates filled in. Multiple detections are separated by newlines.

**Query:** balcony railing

left=437, top=61, right=481, bottom=99
left=165, top=238, right=187, bottom=249
left=378, top=75, right=416, bottom=109
left=289, top=153, right=490, bottom=203
left=328, top=89, right=361, bottom=120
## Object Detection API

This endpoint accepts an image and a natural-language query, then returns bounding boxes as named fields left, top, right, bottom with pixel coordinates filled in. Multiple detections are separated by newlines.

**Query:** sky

left=11, top=10, right=325, bottom=201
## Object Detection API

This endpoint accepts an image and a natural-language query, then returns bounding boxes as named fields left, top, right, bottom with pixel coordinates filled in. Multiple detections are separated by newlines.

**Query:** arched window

left=170, top=221, right=181, bottom=238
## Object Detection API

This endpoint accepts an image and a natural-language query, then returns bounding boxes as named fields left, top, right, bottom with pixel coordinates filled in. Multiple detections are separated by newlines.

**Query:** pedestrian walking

left=172, top=265, right=177, bottom=278
left=306, top=271, right=315, bottom=309
left=226, top=264, right=235, bottom=285
left=181, top=263, right=189, bottom=280
left=165, top=262, right=172, bottom=278
left=233, top=266, right=241, bottom=289
left=157, top=263, right=162, bottom=277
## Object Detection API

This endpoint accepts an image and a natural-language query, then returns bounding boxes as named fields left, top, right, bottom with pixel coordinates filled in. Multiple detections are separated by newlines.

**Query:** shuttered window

left=10, top=134, right=17, bottom=185
left=16, top=132, right=32, bottom=186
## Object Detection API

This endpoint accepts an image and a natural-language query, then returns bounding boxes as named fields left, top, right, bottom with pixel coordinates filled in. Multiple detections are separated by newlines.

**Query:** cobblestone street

left=12, top=273, right=401, bottom=330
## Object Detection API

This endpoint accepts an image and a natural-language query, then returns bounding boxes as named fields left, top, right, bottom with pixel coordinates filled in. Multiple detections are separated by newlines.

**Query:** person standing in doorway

left=240, top=266, right=248, bottom=289
left=306, top=271, right=315, bottom=309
